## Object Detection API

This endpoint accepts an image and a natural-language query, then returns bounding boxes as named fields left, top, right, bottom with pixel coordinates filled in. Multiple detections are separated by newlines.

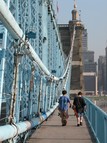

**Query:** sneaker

left=62, top=120, right=67, bottom=126
left=62, top=124, right=66, bottom=126
left=80, top=122, right=83, bottom=126
left=77, top=124, right=80, bottom=127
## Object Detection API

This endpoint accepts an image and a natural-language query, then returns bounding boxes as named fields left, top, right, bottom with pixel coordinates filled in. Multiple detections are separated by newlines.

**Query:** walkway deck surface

left=27, top=108, right=97, bottom=143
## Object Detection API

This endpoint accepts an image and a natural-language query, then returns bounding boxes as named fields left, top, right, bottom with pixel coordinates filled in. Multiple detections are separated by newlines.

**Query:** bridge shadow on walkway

left=27, top=108, right=97, bottom=143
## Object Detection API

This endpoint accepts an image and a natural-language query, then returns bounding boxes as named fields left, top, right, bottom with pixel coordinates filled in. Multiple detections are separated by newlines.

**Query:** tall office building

left=98, top=56, right=106, bottom=94
left=82, top=28, right=97, bottom=95
left=82, top=29, right=88, bottom=51
left=82, top=51, right=97, bottom=95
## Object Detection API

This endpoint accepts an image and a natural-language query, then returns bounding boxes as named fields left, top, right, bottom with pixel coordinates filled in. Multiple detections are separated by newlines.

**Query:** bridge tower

left=58, top=1, right=84, bottom=96
left=69, top=1, right=84, bottom=95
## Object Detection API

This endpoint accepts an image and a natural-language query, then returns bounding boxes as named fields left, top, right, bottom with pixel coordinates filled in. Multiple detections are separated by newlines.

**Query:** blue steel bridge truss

left=0, top=0, right=75, bottom=142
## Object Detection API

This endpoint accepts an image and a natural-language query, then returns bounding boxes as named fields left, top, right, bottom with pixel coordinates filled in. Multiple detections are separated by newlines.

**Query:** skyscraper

left=82, top=32, right=97, bottom=95
left=82, top=29, right=88, bottom=51
left=98, top=56, right=106, bottom=95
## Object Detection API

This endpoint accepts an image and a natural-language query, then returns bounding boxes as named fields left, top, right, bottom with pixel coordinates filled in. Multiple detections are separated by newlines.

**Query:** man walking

left=73, top=91, right=86, bottom=126
left=58, top=89, right=71, bottom=126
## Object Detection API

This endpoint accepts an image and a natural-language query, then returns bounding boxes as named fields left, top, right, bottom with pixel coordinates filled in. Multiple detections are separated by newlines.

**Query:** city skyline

left=53, top=0, right=107, bottom=62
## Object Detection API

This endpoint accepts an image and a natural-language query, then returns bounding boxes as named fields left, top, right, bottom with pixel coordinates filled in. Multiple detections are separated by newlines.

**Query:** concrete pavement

left=27, top=108, right=97, bottom=143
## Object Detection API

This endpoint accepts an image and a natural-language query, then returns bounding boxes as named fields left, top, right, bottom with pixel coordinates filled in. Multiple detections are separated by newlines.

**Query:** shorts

left=78, top=112, right=83, bottom=117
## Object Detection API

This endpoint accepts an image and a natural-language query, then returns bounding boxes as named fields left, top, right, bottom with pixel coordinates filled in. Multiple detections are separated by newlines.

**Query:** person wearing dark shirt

left=58, top=89, right=71, bottom=126
left=73, top=91, right=86, bottom=126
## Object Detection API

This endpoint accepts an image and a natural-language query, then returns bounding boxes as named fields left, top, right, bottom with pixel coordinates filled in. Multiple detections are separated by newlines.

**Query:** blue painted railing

left=85, top=97, right=107, bottom=143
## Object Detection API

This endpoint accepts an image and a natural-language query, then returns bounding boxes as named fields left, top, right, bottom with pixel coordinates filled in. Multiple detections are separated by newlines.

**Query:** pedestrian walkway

left=27, top=108, right=97, bottom=143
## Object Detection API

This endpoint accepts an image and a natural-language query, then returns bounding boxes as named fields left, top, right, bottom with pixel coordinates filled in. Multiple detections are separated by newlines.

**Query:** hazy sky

left=53, top=0, right=107, bottom=62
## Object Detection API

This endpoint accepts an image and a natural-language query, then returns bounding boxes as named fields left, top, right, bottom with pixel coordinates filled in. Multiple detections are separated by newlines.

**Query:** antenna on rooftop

left=74, top=0, right=77, bottom=9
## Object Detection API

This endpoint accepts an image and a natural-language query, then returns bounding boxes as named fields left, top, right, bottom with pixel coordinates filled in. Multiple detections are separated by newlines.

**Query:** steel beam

left=0, top=0, right=59, bottom=80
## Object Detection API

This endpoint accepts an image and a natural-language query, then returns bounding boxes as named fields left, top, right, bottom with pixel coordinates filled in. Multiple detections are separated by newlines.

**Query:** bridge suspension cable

left=0, top=0, right=75, bottom=83
left=62, top=26, right=76, bottom=88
